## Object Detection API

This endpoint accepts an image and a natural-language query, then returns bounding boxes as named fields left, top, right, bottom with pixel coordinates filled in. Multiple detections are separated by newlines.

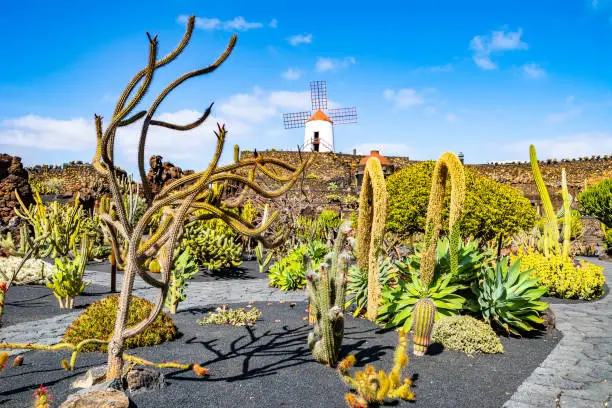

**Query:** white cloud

left=282, top=68, right=301, bottom=80
left=383, top=88, right=425, bottom=109
left=501, top=132, right=612, bottom=159
left=269, top=18, right=278, bottom=28
left=523, top=63, right=546, bottom=78
left=545, top=108, right=582, bottom=124
left=177, top=15, right=265, bottom=31
left=315, top=57, right=356, bottom=72
left=288, top=33, right=312, bottom=46
left=0, top=115, right=94, bottom=151
left=353, top=143, right=414, bottom=157
left=446, top=113, right=459, bottom=122
left=470, top=28, right=528, bottom=70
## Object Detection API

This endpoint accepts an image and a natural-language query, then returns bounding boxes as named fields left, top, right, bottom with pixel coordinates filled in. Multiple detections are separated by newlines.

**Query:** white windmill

left=282, top=80, right=358, bottom=152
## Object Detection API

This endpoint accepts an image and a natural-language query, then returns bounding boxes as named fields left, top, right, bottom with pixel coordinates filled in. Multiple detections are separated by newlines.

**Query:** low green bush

left=268, top=241, right=328, bottom=290
left=578, top=179, right=612, bottom=228
left=386, top=162, right=537, bottom=243
left=431, top=315, right=504, bottom=355
left=62, top=295, right=177, bottom=352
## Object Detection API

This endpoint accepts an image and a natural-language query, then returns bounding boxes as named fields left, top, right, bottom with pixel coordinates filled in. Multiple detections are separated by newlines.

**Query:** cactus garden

left=1, top=6, right=611, bottom=408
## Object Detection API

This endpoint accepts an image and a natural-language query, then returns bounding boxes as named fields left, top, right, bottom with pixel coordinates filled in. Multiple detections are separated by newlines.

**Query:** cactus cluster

left=338, top=329, right=415, bottom=407
left=306, top=221, right=354, bottom=366
left=181, top=224, right=242, bottom=270
left=413, top=152, right=466, bottom=356
left=45, top=237, right=91, bottom=309
left=529, top=145, right=561, bottom=256
left=357, top=157, right=388, bottom=321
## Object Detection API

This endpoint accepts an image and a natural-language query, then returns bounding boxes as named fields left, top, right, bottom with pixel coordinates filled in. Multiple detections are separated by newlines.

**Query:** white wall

left=304, top=120, right=334, bottom=152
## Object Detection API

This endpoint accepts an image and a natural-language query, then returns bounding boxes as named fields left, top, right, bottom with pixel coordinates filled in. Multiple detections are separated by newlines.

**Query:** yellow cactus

left=420, top=152, right=465, bottom=286
left=357, top=157, right=388, bottom=321
left=338, top=330, right=414, bottom=407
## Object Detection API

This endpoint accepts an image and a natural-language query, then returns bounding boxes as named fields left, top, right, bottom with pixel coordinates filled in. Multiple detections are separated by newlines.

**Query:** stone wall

left=0, top=154, right=33, bottom=226
left=240, top=150, right=612, bottom=210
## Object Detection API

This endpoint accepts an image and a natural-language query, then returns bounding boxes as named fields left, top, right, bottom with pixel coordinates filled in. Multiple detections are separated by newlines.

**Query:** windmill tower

left=282, top=80, right=358, bottom=152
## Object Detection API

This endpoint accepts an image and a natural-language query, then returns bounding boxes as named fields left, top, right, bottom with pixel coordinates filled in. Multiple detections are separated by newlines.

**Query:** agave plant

left=470, top=256, right=548, bottom=335
left=401, top=237, right=491, bottom=285
left=377, top=272, right=466, bottom=331
left=344, top=257, right=398, bottom=317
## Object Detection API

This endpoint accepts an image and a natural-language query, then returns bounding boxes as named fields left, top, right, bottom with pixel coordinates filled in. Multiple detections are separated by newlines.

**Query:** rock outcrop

left=146, top=155, right=193, bottom=196
left=0, top=154, right=33, bottom=226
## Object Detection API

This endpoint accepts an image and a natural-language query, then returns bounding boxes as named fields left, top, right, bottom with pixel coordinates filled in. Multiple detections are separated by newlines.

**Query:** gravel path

left=0, top=266, right=306, bottom=356
left=503, top=258, right=612, bottom=408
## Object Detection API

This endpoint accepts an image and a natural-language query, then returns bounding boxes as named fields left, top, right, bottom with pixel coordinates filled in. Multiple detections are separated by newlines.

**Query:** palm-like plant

left=470, top=256, right=548, bottom=335
left=344, top=257, right=398, bottom=317
left=378, top=272, right=466, bottom=331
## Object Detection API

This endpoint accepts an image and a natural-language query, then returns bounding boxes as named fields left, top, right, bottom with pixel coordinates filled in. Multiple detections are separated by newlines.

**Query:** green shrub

left=198, top=305, right=262, bottom=326
left=63, top=295, right=177, bottom=352
left=318, top=209, right=341, bottom=230
left=268, top=241, right=328, bottom=290
left=513, top=249, right=605, bottom=300
left=386, top=162, right=537, bottom=242
left=579, top=179, right=612, bottom=228
left=470, top=257, right=548, bottom=335
left=431, top=315, right=504, bottom=355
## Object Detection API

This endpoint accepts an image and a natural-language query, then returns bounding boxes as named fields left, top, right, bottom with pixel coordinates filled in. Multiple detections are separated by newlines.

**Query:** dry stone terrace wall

left=27, top=163, right=107, bottom=195
left=239, top=150, right=612, bottom=210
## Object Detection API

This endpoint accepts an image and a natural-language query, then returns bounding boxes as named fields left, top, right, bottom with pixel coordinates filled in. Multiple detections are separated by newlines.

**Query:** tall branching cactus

left=306, top=221, right=354, bottom=366
left=529, top=144, right=560, bottom=256
left=88, top=16, right=312, bottom=381
left=357, top=157, right=388, bottom=321
left=413, top=152, right=465, bottom=356
left=561, top=169, right=572, bottom=257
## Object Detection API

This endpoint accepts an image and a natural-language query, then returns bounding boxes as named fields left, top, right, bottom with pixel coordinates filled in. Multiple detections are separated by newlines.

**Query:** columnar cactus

left=561, top=168, right=571, bottom=258
left=306, top=221, right=354, bottom=366
left=357, top=157, right=388, bottom=321
left=413, top=152, right=465, bottom=356
left=412, top=298, right=436, bottom=356
left=529, top=144, right=560, bottom=256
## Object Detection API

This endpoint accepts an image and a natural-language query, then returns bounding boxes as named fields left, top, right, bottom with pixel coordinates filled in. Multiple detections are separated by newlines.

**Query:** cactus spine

left=412, top=298, right=436, bottom=356
left=357, top=157, right=388, bottom=321
left=561, top=168, right=572, bottom=257
left=413, top=152, right=465, bottom=356
left=306, top=221, right=354, bottom=366
left=529, top=144, right=560, bottom=256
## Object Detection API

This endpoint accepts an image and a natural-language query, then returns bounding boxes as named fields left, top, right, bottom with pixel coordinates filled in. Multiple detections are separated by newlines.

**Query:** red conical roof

left=307, top=109, right=333, bottom=123
left=359, top=150, right=391, bottom=165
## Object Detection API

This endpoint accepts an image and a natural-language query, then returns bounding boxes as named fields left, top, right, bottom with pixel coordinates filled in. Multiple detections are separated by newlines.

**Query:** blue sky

left=1, top=0, right=611, bottom=177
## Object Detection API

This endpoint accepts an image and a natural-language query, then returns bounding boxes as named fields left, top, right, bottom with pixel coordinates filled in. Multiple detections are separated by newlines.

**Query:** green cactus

left=413, top=152, right=465, bottom=356
left=412, top=298, right=436, bottom=356
left=529, top=144, right=560, bottom=256
left=234, top=144, right=240, bottom=163
left=561, top=168, right=572, bottom=257
left=306, top=221, right=354, bottom=366
left=46, top=235, right=91, bottom=309
left=165, top=247, right=198, bottom=314
left=357, top=157, right=388, bottom=321
left=181, top=221, right=243, bottom=270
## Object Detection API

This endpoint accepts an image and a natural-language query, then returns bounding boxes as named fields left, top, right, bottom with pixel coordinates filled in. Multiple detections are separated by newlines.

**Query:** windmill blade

left=283, top=111, right=311, bottom=129
left=327, top=107, right=357, bottom=125
left=310, top=80, right=328, bottom=110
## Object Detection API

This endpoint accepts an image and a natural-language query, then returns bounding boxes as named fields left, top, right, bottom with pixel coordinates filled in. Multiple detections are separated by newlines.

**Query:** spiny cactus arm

left=255, top=162, right=301, bottom=182
left=420, top=152, right=465, bottom=286
left=92, top=115, right=108, bottom=176
left=99, top=214, right=128, bottom=241
left=187, top=201, right=279, bottom=238
left=357, top=157, right=388, bottom=321
left=561, top=168, right=571, bottom=257
left=213, top=156, right=304, bottom=176
left=150, top=102, right=214, bottom=131
left=221, top=167, right=256, bottom=208
left=233, top=144, right=240, bottom=163
left=122, top=354, right=208, bottom=376
left=529, top=145, right=559, bottom=256
left=139, top=34, right=237, bottom=203
left=102, top=33, right=159, bottom=163
left=118, top=110, right=147, bottom=127
left=151, top=124, right=227, bottom=208
left=136, top=214, right=174, bottom=256
left=123, top=195, right=199, bottom=339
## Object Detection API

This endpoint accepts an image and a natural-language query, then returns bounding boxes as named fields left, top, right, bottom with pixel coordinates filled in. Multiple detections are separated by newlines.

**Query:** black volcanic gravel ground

left=0, top=300, right=561, bottom=408
left=0, top=283, right=109, bottom=327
